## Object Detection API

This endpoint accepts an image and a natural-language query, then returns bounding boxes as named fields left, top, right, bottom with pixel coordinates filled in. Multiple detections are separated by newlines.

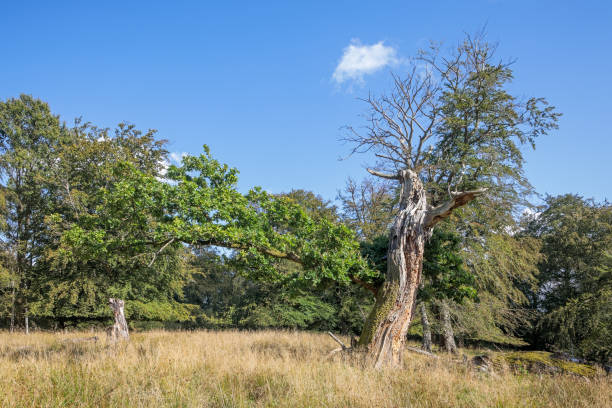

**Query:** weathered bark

left=357, top=169, right=485, bottom=368
left=107, top=298, right=129, bottom=341
left=420, top=302, right=432, bottom=353
left=440, top=299, right=457, bottom=354
left=359, top=170, right=430, bottom=368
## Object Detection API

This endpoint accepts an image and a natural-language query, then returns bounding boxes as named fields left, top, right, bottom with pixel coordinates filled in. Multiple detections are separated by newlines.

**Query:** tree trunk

left=440, top=299, right=457, bottom=354
left=9, top=281, right=15, bottom=333
left=24, top=306, right=29, bottom=335
left=108, top=298, right=129, bottom=341
left=359, top=170, right=430, bottom=368
left=420, top=302, right=432, bottom=353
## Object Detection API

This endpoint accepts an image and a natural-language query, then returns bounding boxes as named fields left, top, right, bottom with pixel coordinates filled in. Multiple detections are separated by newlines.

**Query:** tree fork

left=359, top=170, right=430, bottom=368
left=359, top=170, right=484, bottom=368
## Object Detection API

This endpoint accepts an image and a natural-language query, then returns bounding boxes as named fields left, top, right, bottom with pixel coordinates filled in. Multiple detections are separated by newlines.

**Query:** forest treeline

left=0, top=95, right=610, bottom=364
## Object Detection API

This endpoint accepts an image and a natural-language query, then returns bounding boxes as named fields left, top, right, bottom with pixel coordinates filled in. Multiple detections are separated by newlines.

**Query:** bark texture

left=440, top=299, right=457, bottom=354
left=420, top=302, right=432, bottom=353
left=359, top=170, right=431, bottom=368
left=108, top=298, right=129, bottom=341
left=357, top=168, right=484, bottom=368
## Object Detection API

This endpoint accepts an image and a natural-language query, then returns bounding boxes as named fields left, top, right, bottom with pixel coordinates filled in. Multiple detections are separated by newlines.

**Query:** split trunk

left=359, top=171, right=431, bottom=368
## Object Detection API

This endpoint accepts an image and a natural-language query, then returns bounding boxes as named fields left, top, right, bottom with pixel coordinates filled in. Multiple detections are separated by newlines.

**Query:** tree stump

left=107, top=298, right=129, bottom=342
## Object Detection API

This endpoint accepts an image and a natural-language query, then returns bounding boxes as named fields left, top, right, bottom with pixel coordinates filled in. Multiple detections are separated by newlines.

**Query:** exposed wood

left=107, top=298, right=129, bottom=342
left=325, top=347, right=344, bottom=359
left=424, top=188, right=487, bottom=228
left=196, top=239, right=302, bottom=264
left=366, top=168, right=400, bottom=180
left=9, top=280, right=15, bottom=333
left=327, top=331, right=348, bottom=350
left=359, top=170, right=430, bottom=368
left=406, top=346, right=438, bottom=358
left=349, top=275, right=379, bottom=296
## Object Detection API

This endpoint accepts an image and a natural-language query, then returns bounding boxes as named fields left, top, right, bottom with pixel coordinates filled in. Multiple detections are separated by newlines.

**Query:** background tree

left=338, top=177, right=397, bottom=241
left=37, top=120, right=195, bottom=327
left=343, top=33, right=559, bottom=367
left=527, top=194, right=611, bottom=363
left=420, top=227, right=476, bottom=353
left=0, top=95, right=64, bottom=332
left=183, top=190, right=371, bottom=334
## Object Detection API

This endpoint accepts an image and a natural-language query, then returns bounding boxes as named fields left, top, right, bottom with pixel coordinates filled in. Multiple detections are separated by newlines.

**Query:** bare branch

left=424, top=188, right=487, bottom=228
left=366, top=168, right=400, bottom=180
left=406, top=346, right=439, bottom=358
left=328, top=331, right=349, bottom=350
left=147, top=238, right=175, bottom=267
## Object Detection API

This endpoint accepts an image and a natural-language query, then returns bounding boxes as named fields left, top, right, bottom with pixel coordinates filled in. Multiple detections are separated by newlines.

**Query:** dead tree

left=420, top=302, right=432, bottom=353
left=107, top=298, right=129, bottom=341
left=440, top=299, right=457, bottom=354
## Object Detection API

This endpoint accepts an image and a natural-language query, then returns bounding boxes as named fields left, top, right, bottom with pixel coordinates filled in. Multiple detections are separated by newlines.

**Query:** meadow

left=1, top=330, right=610, bottom=408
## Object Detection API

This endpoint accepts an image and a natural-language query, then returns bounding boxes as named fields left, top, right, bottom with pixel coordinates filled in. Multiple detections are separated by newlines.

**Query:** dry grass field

left=0, top=330, right=610, bottom=407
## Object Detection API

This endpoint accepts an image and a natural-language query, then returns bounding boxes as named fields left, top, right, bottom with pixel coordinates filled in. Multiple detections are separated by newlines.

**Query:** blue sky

left=2, top=1, right=610, bottom=202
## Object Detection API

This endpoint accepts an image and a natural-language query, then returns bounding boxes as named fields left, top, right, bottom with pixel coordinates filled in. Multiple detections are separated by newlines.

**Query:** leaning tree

left=343, top=34, right=559, bottom=367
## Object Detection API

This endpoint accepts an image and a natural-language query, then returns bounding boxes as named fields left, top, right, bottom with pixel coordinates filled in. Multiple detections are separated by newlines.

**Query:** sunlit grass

left=0, top=330, right=609, bottom=407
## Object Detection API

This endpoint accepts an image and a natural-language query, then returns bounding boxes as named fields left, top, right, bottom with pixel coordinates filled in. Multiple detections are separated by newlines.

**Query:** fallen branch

left=62, top=336, right=99, bottom=344
left=406, top=346, right=439, bottom=358
left=325, top=347, right=344, bottom=359
left=327, top=331, right=349, bottom=350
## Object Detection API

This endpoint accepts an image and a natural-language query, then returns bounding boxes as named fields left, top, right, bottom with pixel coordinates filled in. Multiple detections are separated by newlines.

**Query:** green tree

left=53, top=149, right=372, bottom=328
left=453, top=229, right=541, bottom=346
left=35, top=118, right=194, bottom=326
left=528, top=194, right=612, bottom=363
left=183, top=189, right=373, bottom=334
left=0, top=95, right=64, bottom=332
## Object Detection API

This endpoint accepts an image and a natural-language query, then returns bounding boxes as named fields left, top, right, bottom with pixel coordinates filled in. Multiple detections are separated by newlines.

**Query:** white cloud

left=157, top=152, right=188, bottom=181
left=169, top=151, right=188, bottom=163
left=333, top=40, right=398, bottom=84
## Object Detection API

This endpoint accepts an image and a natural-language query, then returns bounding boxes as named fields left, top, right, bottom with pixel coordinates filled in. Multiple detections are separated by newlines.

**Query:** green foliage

left=422, top=37, right=560, bottom=212
left=182, top=192, right=373, bottom=334
left=452, top=228, right=541, bottom=345
left=0, top=95, right=64, bottom=326
left=59, top=147, right=370, bottom=289
left=421, top=228, right=476, bottom=303
left=528, top=195, right=612, bottom=363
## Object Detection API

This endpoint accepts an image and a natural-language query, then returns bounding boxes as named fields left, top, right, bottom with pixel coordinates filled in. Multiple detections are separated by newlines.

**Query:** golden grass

left=0, top=330, right=610, bottom=407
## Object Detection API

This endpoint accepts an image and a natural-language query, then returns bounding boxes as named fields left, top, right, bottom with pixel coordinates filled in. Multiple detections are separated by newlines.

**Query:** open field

left=1, top=330, right=610, bottom=408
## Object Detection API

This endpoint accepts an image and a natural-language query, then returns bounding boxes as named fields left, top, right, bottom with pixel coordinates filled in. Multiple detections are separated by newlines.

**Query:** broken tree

left=108, top=298, right=129, bottom=341
left=345, top=33, right=559, bottom=368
